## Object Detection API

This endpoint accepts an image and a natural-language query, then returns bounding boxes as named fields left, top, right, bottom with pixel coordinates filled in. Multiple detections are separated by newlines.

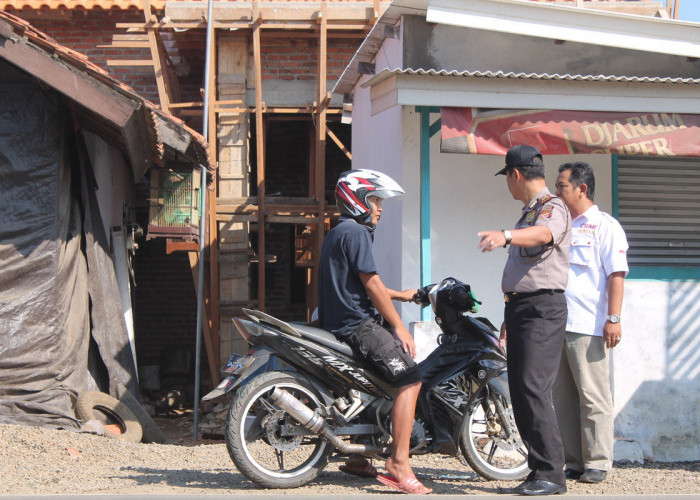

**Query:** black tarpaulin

left=0, top=71, right=137, bottom=428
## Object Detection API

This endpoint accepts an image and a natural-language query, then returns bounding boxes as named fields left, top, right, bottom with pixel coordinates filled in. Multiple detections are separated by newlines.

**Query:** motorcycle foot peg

left=333, top=397, right=349, bottom=411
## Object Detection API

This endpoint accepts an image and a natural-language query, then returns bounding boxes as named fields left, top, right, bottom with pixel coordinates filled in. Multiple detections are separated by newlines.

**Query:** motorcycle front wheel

left=459, top=392, right=530, bottom=481
left=226, top=371, right=334, bottom=488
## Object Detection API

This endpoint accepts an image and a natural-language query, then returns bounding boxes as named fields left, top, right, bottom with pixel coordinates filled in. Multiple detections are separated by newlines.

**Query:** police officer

left=478, top=145, right=571, bottom=496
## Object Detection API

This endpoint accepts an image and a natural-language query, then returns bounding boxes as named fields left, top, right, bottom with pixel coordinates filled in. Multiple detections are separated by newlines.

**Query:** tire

left=76, top=391, right=143, bottom=443
left=459, top=392, right=529, bottom=481
left=226, top=371, right=334, bottom=488
left=116, top=383, right=167, bottom=444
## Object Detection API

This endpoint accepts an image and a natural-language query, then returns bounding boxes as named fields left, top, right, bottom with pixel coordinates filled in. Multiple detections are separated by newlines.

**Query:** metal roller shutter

left=616, top=156, right=700, bottom=267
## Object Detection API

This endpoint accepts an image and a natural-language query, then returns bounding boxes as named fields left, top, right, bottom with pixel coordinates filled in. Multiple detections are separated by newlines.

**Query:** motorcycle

left=202, top=277, right=529, bottom=488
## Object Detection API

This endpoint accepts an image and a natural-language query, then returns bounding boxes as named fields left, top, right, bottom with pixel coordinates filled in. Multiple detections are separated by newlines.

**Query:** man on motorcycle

left=318, top=169, right=431, bottom=495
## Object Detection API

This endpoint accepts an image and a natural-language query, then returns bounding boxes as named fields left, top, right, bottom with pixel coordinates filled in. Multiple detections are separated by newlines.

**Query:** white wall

left=83, top=132, right=137, bottom=367
left=356, top=107, right=700, bottom=461
left=350, top=33, right=414, bottom=316
left=615, top=280, right=700, bottom=461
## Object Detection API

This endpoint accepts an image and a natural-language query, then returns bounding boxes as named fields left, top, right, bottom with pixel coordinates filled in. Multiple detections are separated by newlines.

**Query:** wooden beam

left=253, top=1, right=266, bottom=311
left=327, top=127, right=352, bottom=160
left=115, top=21, right=373, bottom=31
left=310, top=0, right=328, bottom=319
left=142, top=0, right=173, bottom=113
left=165, top=239, right=200, bottom=253
left=188, top=252, right=220, bottom=386
left=206, top=28, right=220, bottom=371
left=97, top=42, right=151, bottom=49
left=107, top=60, right=155, bottom=67
left=163, top=2, right=388, bottom=23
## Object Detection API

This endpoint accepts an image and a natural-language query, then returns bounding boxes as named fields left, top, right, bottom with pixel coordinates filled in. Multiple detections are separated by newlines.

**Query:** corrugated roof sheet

left=0, top=9, right=212, bottom=173
left=1, top=0, right=370, bottom=10
left=362, top=68, right=700, bottom=87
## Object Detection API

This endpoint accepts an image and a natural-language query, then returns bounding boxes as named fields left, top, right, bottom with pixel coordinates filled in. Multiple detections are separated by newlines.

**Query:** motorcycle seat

left=291, top=323, right=355, bottom=357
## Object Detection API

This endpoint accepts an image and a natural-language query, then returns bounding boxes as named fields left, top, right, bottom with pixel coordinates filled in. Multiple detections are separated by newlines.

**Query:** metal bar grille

left=617, top=156, right=700, bottom=267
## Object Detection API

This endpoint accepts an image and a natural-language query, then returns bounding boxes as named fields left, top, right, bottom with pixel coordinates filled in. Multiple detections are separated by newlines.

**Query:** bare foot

left=385, top=456, right=414, bottom=483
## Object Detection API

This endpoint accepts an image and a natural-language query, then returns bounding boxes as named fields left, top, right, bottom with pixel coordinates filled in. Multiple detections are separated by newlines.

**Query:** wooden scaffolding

left=104, top=0, right=387, bottom=382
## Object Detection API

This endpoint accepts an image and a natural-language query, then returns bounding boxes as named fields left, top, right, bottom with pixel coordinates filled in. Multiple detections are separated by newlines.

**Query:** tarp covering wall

left=0, top=66, right=137, bottom=428
left=441, top=107, right=700, bottom=156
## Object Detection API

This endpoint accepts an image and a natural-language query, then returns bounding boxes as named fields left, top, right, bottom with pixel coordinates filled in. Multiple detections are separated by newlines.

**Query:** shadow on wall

left=614, top=280, right=700, bottom=462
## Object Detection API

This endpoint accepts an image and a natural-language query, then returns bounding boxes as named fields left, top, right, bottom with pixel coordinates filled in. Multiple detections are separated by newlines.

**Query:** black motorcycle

left=202, top=277, right=529, bottom=488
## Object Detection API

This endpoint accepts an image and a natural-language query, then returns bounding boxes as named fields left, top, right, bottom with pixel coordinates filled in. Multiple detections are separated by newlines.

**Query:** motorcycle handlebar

left=413, top=285, right=435, bottom=308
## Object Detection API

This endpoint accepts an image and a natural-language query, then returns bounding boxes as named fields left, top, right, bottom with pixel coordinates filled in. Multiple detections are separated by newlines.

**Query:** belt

left=504, top=289, right=564, bottom=303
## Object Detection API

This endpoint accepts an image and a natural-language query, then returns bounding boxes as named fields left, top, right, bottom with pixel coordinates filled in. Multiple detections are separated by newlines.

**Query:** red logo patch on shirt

left=538, top=206, right=553, bottom=219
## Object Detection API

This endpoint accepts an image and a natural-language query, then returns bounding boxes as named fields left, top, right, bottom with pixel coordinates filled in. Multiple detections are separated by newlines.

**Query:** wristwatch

left=607, top=314, right=621, bottom=324
left=502, top=229, right=513, bottom=247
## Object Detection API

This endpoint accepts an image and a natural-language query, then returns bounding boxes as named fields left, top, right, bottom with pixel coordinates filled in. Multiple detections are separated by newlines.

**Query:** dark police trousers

left=505, top=291, right=567, bottom=485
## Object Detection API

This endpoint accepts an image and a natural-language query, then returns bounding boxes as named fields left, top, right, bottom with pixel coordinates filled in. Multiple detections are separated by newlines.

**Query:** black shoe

left=564, top=468, right=582, bottom=480
left=497, top=480, right=528, bottom=494
left=518, top=479, right=567, bottom=496
left=578, top=469, right=607, bottom=484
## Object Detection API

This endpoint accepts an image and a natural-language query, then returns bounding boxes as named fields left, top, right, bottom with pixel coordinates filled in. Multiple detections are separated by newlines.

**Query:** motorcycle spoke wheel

left=459, top=394, right=530, bottom=481
left=226, top=371, right=334, bottom=489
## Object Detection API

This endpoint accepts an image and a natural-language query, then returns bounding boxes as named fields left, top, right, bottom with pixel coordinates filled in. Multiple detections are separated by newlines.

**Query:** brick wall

left=260, top=36, right=357, bottom=83
left=12, top=8, right=160, bottom=103
left=132, top=238, right=198, bottom=368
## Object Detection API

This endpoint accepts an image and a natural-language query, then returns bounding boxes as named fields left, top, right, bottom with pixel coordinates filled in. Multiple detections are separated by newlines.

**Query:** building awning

left=426, top=0, right=700, bottom=59
left=361, top=68, right=700, bottom=117
left=440, top=107, right=700, bottom=157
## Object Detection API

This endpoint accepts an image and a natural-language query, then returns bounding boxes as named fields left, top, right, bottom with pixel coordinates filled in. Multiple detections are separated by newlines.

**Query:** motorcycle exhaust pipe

left=269, top=387, right=385, bottom=456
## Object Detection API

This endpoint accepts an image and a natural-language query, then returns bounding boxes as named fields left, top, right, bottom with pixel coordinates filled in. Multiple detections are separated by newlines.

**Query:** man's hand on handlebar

left=392, top=288, right=418, bottom=303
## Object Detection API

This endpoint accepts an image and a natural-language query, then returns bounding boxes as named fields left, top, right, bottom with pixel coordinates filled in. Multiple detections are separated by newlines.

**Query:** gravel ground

left=1, top=419, right=698, bottom=496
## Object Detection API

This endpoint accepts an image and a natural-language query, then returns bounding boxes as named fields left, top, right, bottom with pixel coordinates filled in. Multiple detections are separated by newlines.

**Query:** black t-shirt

left=318, top=217, right=377, bottom=337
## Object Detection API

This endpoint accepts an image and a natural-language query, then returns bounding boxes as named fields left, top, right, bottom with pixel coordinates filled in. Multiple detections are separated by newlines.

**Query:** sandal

left=339, top=460, right=378, bottom=478
left=377, top=473, right=433, bottom=494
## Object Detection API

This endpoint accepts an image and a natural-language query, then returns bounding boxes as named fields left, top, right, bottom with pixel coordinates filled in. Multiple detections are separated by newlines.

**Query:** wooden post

left=141, top=0, right=177, bottom=113
left=253, top=1, right=266, bottom=311
left=207, top=30, right=220, bottom=369
left=188, top=252, right=219, bottom=386
left=310, top=0, right=328, bottom=316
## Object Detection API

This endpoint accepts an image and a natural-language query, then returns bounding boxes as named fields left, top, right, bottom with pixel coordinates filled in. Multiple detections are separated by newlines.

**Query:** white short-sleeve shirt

left=565, top=205, right=629, bottom=337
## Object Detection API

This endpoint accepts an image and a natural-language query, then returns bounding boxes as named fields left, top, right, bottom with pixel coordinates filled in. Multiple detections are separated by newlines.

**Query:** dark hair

left=515, top=157, right=545, bottom=180
left=558, top=162, right=595, bottom=201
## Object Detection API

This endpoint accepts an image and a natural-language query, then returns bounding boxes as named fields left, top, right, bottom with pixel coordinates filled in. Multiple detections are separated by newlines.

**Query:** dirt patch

left=1, top=420, right=698, bottom=496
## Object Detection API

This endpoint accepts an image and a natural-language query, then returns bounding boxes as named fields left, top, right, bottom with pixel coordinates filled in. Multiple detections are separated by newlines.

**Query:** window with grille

left=615, top=156, right=700, bottom=269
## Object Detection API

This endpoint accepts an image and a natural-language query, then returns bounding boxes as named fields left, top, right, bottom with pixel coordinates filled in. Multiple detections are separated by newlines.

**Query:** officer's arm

left=478, top=226, right=552, bottom=250
left=510, top=226, right=553, bottom=247
left=360, top=272, right=416, bottom=357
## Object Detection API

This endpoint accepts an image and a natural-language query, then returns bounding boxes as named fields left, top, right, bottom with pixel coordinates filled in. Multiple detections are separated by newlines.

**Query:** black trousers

left=505, top=292, right=567, bottom=484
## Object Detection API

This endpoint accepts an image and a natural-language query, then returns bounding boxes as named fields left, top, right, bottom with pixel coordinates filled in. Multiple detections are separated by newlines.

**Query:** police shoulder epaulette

left=538, top=194, right=552, bottom=205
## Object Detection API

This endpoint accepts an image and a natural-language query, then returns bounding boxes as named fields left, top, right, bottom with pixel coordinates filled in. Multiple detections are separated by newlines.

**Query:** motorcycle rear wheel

left=226, top=371, right=334, bottom=488
left=459, top=392, right=529, bottom=481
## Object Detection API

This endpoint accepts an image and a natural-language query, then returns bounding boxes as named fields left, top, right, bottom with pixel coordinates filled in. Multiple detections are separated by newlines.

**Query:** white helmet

left=335, top=169, right=405, bottom=222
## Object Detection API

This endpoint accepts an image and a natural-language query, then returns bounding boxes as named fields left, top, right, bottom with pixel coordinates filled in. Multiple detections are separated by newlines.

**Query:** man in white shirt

left=553, top=162, right=629, bottom=485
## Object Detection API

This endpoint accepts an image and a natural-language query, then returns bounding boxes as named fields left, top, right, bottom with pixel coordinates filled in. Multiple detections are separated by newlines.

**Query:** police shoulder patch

left=538, top=206, right=554, bottom=219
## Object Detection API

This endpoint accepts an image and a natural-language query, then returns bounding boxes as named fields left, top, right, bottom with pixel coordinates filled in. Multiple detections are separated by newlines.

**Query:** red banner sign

left=440, top=107, right=700, bottom=157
